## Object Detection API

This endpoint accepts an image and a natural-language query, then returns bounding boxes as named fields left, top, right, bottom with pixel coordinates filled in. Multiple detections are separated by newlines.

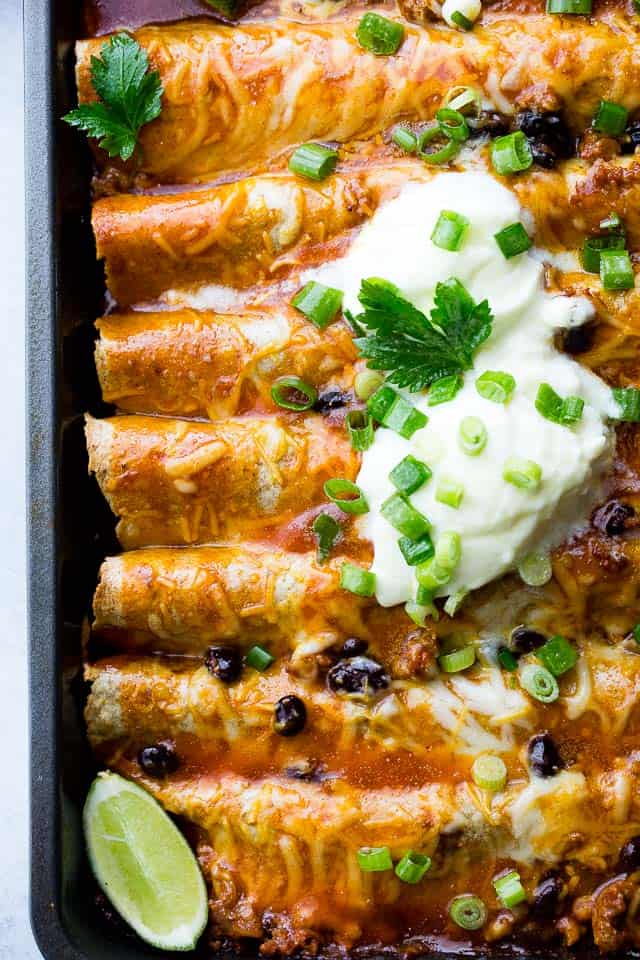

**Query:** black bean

left=593, top=500, right=635, bottom=537
left=327, top=655, right=389, bottom=696
left=515, top=110, right=575, bottom=169
left=622, top=121, right=640, bottom=154
left=274, top=695, right=307, bottom=736
left=560, top=322, right=596, bottom=356
left=341, top=637, right=368, bottom=658
left=528, top=733, right=563, bottom=778
left=529, top=141, right=558, bottom=169
left=204, top=645, right=243, bottom=683
left=619, top=836, right=640, bottom=873
left=284, top=759, right=329, bottom=782
left=511, top=626, right=547, bottom=655
left=532, top=874, right=563, bottom=921
left=468, top=112, right=511, bottom=139
left=137, top=741, right=180, bottom=777
left=314, top=390, right=350, bottom=413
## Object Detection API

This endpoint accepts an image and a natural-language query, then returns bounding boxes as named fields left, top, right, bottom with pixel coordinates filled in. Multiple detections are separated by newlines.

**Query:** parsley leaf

left=63, top=33, right=163, bottom=162
left=354, top=277, right=493, bottom=393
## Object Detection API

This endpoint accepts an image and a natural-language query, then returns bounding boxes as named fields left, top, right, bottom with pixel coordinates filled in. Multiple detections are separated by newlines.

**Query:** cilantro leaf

left=354, top=276, right=493, bottom=393
left=63, top=33, right=163, bottom=162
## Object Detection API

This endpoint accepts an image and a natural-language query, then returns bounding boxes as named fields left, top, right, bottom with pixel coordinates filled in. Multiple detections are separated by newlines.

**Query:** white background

left=0, top=0, right=40, bottom=956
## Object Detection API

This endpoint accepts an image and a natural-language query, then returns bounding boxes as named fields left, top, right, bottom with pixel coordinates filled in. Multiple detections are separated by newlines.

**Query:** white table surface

left=1, top=0, right=40, bottom=956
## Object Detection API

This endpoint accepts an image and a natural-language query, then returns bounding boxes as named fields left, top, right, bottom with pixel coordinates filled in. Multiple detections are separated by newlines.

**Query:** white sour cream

left=309, top=173, right=616, bottom=606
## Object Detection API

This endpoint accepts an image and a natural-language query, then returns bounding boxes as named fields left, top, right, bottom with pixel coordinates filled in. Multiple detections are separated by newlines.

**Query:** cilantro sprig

left=353, top=277, right=494, bottom=392
left=63, top=33, right=163, bottom=162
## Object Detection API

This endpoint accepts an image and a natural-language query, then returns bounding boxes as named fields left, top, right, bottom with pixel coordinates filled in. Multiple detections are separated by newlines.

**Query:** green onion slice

left=340, top=562, right=376, bottom=597
left=493, top=870, right=527, bottom=908
left=435, top=108, right=470, bottom=143
left=472, top=754, right=507, bottom=791
left=547, top=0, right=592, bottom=11
left=312, top=512, right=341, bottom=562
left=600, top=249, right=635, bottom=291
left=592, top=100, right=629, bottom=137
left=476, top=370, right=516, bottom=404
left=612, top=386, right=640, bottom=422
left=537, top=635, right=578, bottom=676
left=435, top=531, right=462, bottom=571
left=354, top=370, right=384, bottom=401
left=600, top=213, right=623, bottom=233
left=581, top=233, right=626, bottom=274
left=395, top=851, right=432, bottom=884
left=503, top=456, right=542, bottom=492
left=271, top=375, right=318, bottom=411
left=431, top=210, right=469, bottom=252
left=398, top=532, right=435, bottom=566
left=428, top=374, right=464, bottom=405
left=494, top=222, right=532, bottom=259
left=518, top=551, right=552, bottom=586
left=346, top=410, right=374, bottom=451
left=324, top=478, right=369, bottom=515
left=405, top=599, right=437, bottom=626
left=490, top=131, right=533, bottom=176
left=246, top=645, right=275, bottom=671
left=367, top=385, right=428, bottom=438
left=450, top=10, right=474, bottom=29
left=439, top=644, right=476, bottom=673
left=291, top=281, right=343, bottom=328
left=520, top=663, right=559, bottom=703
left=392, top=125, right=418, bottom=153
left=355, top=12, right=405, bottom=55
left=443, top=86, right=482, bottom=118
left=416, top=560, right=452, bottom=591
left=381, top=493, right=431, bottom=539
left=449, top=895, right=487, bottom=930
left=289, top=143, right=339, bottom=181
left=390, top=454, right=432, bottom=494
left=357, top=846, right=393, bottom=872
left=436, top=477, right=464, bottom=509
left=632, top=624, right=640, bottom=644
left=443, top=588, right=468, bottom=617
left=535, top=382, right=584, bottom=426
left=498, top=648, right=519, bottom=671
left=458, top=416, right=487, bottom=456
left=417, top=124, right=460, bottom=166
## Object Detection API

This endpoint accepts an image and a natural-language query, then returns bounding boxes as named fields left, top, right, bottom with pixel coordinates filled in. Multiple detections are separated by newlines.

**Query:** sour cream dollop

left=310, top=173, right=616, bottom=606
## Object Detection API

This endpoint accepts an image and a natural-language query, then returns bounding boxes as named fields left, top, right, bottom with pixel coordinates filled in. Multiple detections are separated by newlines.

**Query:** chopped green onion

left=498, top=648, right=519, bottom=671
left=537, top=635, right=578, bottom=676
left=600, top=249, right=635, bottom=291
left=428, top=375, right=463, bottom=406
left=289, top=143, right=338, bottom=181
left=435, top=108, right=470, bottom=143
left=346, top=410, right=374, bottom=451
left=405, top=598, right=438, bottom=626
left=493, top=871, right=527, bottom=908
left=435, top=531, right=462, bottom=571
left=291, top=281, right=343, bottom=328
left=444, top=86, right=481, bottom=117
left=451, top=9, right=474, bottom=27
left=390, top=455, right=432, bottom=495
left=560, top=395, right=585, bottom=424
left=357, top=846, right=393, bottom=872
left=354, top=370, right=385, bottom=401
left=458, top=416, right=488, bottom=456
left=436, top=477, right=464, bottom=509
left=476, top=370, right=516, bottom=404
left=381, top=493, right=431, bottom=539
left=490, top=131, right=533, bottom=176
left=417, top=124, right=460, bottom=166
left=449, top=895, right=487, bottom=931
left=520, top=663, right=559, bottom=703
left=472, top=754, right=507, bottom=792
left=312, top=512, right=341, bottom=562
left=398, top=532, right=435, bottom=566
left=600, top=213, right=623, bottom=233
left=592, top=100, right=629, bottom=137
left=355, top=12, right=405, bottom=55
left=581, top=233, right=626, bottom=274
left=392, top=126, right=418, bottom=153
left=546, top=0, right=591, bottom=10
left=415, top=583, right=439, bottom=607
left=324, top=478, right=369, bottom=515
left=612, top=386, right=640, bottom=422
left=246, top=645, right=275, bottom=671
left=535, top=382, right=584, bottom=426
left=395, top=851, right=432, bottom=884
left=503, top=456, right=542, bottom=492
left=271, top=375, right=318, bottom=411
left=416, top=560, right=452, bottom=591
left=518, top=551, right=553, bottom=586
left=340, top=562, right=376, bottom=597
left=439, top=644, right=476, bottom=673
left=632, top=623, right=640, bottom=644
left=367, top=385, right=428, bottom=438
left=443, top=588, right=468, bottom=617
left=431, top=210, right=469, bottom=252
left=494, top=222, right=532, bottom=259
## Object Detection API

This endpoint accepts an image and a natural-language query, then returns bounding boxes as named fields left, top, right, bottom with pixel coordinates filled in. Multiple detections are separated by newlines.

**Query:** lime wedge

left=83, top=772, right=208, bottom=951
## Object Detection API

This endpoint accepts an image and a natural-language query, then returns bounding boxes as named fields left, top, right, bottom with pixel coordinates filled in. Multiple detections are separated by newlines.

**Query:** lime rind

left=84, top=772, right=208, bottom=951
